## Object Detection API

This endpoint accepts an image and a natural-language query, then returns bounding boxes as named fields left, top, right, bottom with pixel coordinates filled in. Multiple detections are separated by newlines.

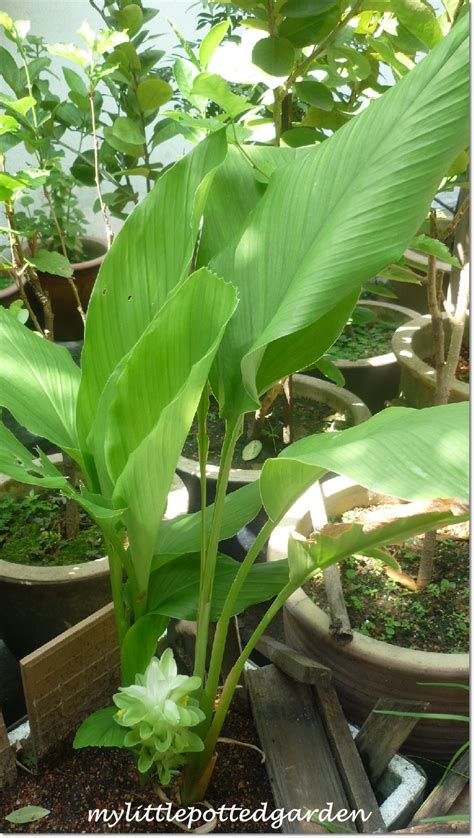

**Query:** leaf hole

left=127, top=294, right=132, bottom=301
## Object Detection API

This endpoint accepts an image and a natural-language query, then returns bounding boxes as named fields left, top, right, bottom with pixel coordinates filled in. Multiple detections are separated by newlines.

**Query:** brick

left=0, top=711, right=17, bottom=789
left=21, top=604, right=120, bottom=758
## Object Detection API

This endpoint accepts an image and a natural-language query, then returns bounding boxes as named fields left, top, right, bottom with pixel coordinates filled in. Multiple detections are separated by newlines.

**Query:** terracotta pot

left=0, top=455, right=189, bottom=659
left=27, top=237, right=106, bottom=341
left=309, top=301, right=419, bottom=413
left=392, top=314, right=469, bottom=408
left=267, top=476, right=469, bottom=762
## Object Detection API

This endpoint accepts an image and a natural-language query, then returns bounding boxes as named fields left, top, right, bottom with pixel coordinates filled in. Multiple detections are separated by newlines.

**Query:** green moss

left=0, top=489, right=104, bottom=567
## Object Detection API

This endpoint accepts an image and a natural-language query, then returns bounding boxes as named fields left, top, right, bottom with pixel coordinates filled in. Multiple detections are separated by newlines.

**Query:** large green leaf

left=210, top=18, right=468, bottom=419
left=261, top=403, right=468, bottom=521
left=147, top=553, right=290, bottom=620
left=0, top=424, right=69, bottom=489
left=155, top=480, right=262, bottom=556
left=107, top=269, right=238, bottom=591
left=288, top=507, right=468, bottom=585
left=77, top=129, right=228, bottom=448
left=0, top=308, right=80, bottom=454
left=199, top=144, right=307, bottom=265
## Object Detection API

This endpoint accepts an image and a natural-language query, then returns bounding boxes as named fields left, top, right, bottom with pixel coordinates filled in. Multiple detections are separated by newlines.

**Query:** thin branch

left=89, top=91, right=114, bottom=249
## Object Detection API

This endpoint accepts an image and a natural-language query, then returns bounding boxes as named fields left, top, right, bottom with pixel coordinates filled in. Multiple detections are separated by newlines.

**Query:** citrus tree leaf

left=27, top=250, right=73, bottom=277
left=199, top=20, right=230, bottom=69
left=392, top=0, right=443, bottom=50
left=137, top=78, right=172, bottom=111
left=192, top=73, right=251, bottom=118
left=410, top=234, right=462, bottom=268
left=252, top=36, right=295, bottom=75
left=295, top=80, right=334, bottom=110
left=210, top=18, right=468, bottom=420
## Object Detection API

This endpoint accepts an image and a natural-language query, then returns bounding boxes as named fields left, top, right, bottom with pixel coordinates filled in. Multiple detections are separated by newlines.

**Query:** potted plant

left=267, top=474, right=469, bottom=763
left=0, top=14, right=111, bottom=341
left=0, top=14, right=468, bottom=815
left=0, top=452, right=188, bottom=660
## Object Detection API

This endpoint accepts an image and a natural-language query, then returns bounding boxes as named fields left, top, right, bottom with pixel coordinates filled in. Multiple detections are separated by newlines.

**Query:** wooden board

left=411, top=750, right=469, bottom=826
left=313, top=682, right=386, bottom=833
left=255, top=634, right=331, bottom=687
left=354, top=698, right=429, bottom=786
left=246, top=664, right=357, bottom=834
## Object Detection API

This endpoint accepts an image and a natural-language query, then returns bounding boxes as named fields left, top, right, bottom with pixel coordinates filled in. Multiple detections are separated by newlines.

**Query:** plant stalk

left=193, top=419, right=243, bottom=682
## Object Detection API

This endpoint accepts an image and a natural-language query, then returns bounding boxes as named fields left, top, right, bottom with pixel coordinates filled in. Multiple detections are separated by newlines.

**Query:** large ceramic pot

left=0, top=455, right=189, bottom=659
left=310, top=301, right=419, bottom=413
left=267, top=476, right=469, bottom=761
left=28, top=237, right=106, bottom=341
left=392, top=314, right=469, bottom=408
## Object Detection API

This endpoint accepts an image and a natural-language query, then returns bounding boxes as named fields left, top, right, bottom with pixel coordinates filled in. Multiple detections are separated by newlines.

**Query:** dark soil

left=425, top=343, right=469, bottom=384
left=327, top=317, right=396, bottom=360
left=183, top=395, right=352, bottom=470
left=304, top=505, right=469, bottom=653
left=0, top=490, right=104, bottom=567
left=0, top=707, right=277, bottom=833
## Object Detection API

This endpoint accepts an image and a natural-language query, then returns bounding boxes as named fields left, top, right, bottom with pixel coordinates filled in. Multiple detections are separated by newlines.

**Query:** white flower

left=113, top=649, right=205, bottom=784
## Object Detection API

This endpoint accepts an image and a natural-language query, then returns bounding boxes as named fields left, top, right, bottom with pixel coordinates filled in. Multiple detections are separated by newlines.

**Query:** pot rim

left=267, top=474, right=469, bottom=669
left=332, top=300, right=420, bottom=370
left=0, top=273, right=25, bottom=300
left=0, top=453, right=188, bottom=584
left=70, top=235, right=107, bottom=271
left=178, top=374, right=371, bottom=484
left=392, top=314, right=469, bottom=397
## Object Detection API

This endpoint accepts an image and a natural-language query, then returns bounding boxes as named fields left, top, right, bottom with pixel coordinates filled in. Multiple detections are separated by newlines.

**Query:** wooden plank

left=323, top=565, right=353, bottom=644
left=411, top=750, right=469, bottom=826
left=313, top=682, right=386, bottom=834
left=395, top=821, right=469, bottom=834
left=354, top=698, right=429, bottom=787
left=255, top=634, right=332, bottom=687
left=246, top=664, right=357, bottom=834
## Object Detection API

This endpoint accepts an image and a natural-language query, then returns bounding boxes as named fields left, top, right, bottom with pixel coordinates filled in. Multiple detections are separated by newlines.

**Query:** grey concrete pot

left=0, top=455, right=189, bottom=659
left=392, top=314, right=469, bottom=408
left=267, top=476, right=469, bottom=762
left=311, top=301, right=419, bottom=413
